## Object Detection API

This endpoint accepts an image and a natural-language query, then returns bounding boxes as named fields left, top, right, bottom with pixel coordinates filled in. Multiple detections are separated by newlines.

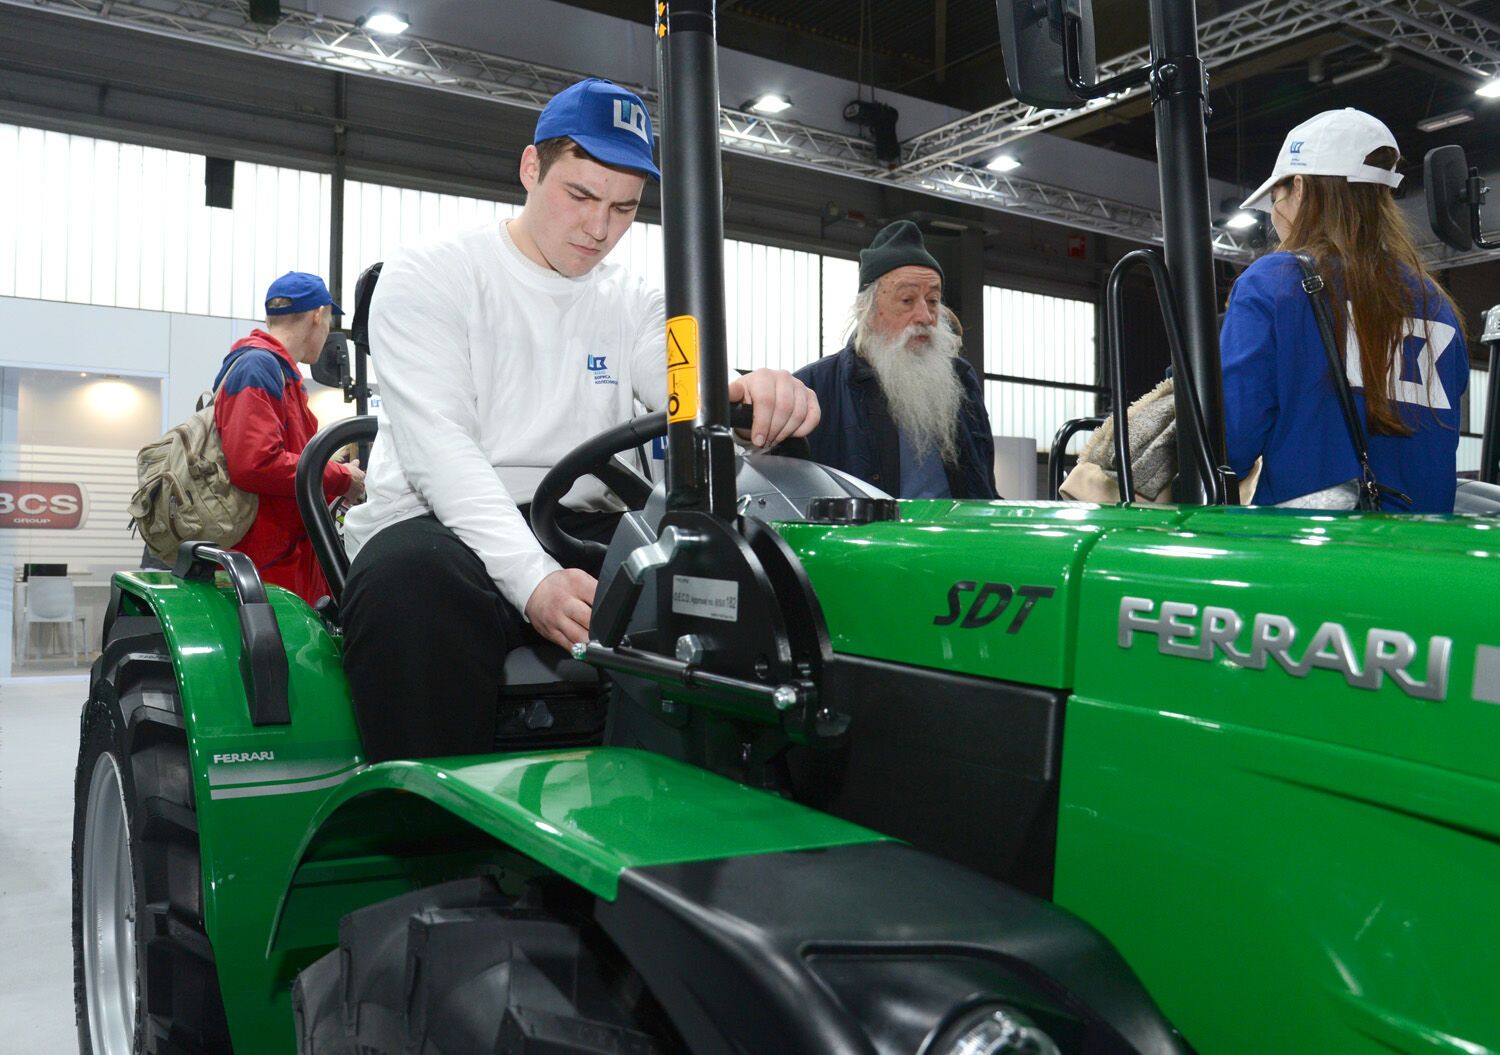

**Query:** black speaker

left=248, top=0, right=281, bottom=25
left=205, top=157, right=235, bottom=209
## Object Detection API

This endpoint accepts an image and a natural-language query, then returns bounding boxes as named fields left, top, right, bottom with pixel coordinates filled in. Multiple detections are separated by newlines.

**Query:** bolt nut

left=772, top=686, right=799, bottom=711
left=676, top=634, right=705, bottom=664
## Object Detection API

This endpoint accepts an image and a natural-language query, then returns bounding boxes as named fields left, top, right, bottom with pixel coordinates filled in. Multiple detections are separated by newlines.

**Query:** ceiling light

left=986, top=154, right=1021, bottom=173
left=1226, top=211, right=1259, bottom=230
left=1417, top=109, right=1474, bottom=132
left=746, top=93, right=792, bottom=115
left=1477, top=77, right=1500, bottom=99
left=358, top=10, right=409, bottom=34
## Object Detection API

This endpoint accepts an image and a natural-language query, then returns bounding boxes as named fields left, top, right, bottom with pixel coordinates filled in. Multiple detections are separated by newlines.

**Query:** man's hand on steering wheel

left=525, top=568, right=598, bottom=650
left=728, top=369, right=820, bottom=449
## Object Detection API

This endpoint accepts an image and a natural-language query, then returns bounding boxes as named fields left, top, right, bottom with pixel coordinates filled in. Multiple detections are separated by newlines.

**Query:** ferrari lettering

left=1118, top=596, right=1451, bottom=701
left=212, top=751, right=277, bottom=764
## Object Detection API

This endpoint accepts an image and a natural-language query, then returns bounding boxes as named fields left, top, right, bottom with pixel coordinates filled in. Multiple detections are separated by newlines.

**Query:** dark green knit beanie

left=858, top=220, right=944, bottom=289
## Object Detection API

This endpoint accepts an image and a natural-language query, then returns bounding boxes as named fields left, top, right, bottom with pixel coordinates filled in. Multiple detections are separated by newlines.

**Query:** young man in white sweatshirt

left=339, top=78, right=820, bottom=761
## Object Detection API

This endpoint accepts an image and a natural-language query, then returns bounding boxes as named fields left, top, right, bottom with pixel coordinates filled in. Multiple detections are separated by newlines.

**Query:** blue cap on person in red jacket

left=265, top=271, right=343, bottom=316
left=534, top=78, right=660, bottom=180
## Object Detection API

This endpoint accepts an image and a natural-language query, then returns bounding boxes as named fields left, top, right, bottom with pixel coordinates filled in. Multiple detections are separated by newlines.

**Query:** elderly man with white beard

left=795, top=220, right=999, bottom=499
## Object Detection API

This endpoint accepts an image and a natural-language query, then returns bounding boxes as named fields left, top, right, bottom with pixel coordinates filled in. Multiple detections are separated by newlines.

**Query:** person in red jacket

left=214, top=272, right=366, bottom=604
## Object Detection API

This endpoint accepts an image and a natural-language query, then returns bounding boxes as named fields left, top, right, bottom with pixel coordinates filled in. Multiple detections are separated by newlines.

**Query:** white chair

left=20, top=576, right=85, bottom=662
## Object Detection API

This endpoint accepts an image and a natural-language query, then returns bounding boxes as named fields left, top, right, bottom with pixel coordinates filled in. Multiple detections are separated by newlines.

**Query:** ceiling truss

left=4, top=0, right=1497, bottom=267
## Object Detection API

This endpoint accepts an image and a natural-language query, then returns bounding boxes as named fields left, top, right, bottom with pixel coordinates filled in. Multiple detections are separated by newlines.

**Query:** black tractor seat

left=295, top=414, right=605, bottom=753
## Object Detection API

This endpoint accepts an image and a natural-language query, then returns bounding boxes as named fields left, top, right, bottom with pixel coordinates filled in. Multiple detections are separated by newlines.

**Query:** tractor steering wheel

left=530, top=406, right=810, bottom=569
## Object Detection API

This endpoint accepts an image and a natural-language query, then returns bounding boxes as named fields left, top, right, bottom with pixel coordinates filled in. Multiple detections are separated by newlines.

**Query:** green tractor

left=72, top=2, right=1500, bottom=1054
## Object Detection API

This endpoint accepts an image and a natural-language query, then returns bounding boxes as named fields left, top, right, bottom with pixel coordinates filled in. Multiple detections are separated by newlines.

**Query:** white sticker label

left=671, top=575, right=740, bottom=622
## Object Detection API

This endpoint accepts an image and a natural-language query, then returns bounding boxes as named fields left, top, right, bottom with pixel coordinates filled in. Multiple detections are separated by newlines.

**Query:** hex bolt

left=772, top=686, right=798, bottom=711
left=676, top=634, right=705, bottom=664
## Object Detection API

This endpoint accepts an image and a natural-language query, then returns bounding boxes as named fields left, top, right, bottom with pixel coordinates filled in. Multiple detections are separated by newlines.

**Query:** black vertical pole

left=1149, top=0, right=1224, bottom=505
left=329, top=73, right=348, bottom=328
left=1481, top=343, right=1500, bottom=484
left=660, top=0, right=736, bottom=518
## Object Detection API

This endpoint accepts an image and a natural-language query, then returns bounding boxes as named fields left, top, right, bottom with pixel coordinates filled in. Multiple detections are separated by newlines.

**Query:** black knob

left=805, top=497, right=900, bottom=525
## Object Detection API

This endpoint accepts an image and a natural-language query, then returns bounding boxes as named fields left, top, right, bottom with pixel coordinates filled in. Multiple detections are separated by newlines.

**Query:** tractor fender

left=269, top=747, right=890, bottom=952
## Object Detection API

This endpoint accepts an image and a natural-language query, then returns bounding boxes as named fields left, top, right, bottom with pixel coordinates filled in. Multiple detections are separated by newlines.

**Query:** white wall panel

left=5, top=444, right=145, bottom=576
left=0, top=297, right=170, bottom=376
left=820, top=256, right=860, bottom=357
left=721, top=238, right=821, bottom=374
left=1461, top=367, right=1488, bottom=474
left=0, top=124, right=17, bottom=298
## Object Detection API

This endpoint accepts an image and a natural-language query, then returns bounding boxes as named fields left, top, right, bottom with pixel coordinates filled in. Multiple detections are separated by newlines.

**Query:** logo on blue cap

left=612, top=100, right=650, bottom=145
left=535, top=78, right=660, bottom=181
left=265, top=271, right=343, bottom=316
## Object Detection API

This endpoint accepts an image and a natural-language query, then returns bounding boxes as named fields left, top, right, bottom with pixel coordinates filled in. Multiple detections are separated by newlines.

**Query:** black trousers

left=342, top=510, right=621, bottom=762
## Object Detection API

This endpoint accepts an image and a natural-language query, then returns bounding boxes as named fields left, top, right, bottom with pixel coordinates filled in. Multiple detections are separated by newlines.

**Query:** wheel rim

left=82, top=751, right=137, bottom=1055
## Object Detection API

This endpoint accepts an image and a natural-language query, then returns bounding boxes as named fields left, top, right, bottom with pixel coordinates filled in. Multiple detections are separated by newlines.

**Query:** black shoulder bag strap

left=1291, top=252, right=1410, bottom=512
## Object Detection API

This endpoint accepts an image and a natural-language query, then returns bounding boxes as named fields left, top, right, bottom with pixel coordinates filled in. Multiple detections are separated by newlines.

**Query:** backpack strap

left=1291, top=252, right=1411, bottom=512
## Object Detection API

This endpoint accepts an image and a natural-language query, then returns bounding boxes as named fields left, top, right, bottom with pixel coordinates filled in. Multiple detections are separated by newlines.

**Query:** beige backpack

left=129, top=364, right=259, bottom=563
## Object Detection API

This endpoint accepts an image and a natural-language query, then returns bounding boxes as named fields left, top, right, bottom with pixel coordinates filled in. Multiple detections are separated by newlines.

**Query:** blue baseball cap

left=265, top=271, right=343, bottom=316
left=534, top=78, right=660, bottom=181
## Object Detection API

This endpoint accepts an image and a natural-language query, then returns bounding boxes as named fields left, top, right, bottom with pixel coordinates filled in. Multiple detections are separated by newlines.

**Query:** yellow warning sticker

left=666, top=315, right=699, bottom=424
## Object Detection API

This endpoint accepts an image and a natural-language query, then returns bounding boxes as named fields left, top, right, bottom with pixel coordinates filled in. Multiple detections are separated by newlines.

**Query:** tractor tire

left=72, top=615, right=231, bottom=1055
left=292, top=877, right=673, bottom=1055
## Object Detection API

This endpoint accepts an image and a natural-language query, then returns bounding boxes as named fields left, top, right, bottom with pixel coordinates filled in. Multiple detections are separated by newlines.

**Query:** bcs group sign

left=0, top=481, right=86, bottom=529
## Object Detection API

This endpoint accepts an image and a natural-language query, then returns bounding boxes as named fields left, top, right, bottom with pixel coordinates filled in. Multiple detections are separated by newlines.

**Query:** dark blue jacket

left=794, top=342, right=999, bottom=499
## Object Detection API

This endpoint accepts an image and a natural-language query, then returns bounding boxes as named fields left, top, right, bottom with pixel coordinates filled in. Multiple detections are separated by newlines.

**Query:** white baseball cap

left=1240, top=108, right=1403, bottom=212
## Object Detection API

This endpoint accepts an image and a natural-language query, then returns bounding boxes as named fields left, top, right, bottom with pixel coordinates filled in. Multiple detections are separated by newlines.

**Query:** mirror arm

left=1063, top=14, right=1149, bottom=99
left=1466, top=170, right=1500, bottom=251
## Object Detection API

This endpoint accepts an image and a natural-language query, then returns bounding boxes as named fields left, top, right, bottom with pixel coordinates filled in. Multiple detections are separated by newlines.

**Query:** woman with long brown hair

left=1221, top=108, right=1469, bottom=511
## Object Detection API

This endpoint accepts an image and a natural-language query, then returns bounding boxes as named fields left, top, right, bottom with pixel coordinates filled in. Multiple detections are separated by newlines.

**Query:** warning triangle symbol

left=667, top=327, right=692, bottom=369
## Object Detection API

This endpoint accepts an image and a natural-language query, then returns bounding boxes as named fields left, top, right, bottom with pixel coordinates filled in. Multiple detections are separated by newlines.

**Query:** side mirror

left=996, top=0, right=1098, bottom=110
left=312, top=331, right=351, bottom=390
left=1426, top=145, right=1473, bottom=252
left=1425, top=144, right=1498, bottom=252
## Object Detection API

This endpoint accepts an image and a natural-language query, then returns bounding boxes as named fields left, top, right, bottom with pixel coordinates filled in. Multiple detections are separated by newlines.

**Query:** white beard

left=857, top=320, right=966, bottom=464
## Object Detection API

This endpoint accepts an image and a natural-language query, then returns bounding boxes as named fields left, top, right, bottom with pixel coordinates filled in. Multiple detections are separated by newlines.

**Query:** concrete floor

left=0, top=676, right=87, bottom=1054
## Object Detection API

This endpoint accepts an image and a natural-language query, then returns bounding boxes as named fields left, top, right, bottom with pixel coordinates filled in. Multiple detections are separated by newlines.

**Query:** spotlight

left=247, top=0, right=280, bottom=25
left=1475, top=77, right=1500, bottom=99
left=844, top=100, right=901, bottom=164
left=1225, top=211, right=1259, bottom=229
left=358, top=10, right=409, bottom=34
left=1417, top=109, right=1474, bottom=132
left=745, top=93, right=792, bottom=115
left=986, top=154, right=1021, bottom=173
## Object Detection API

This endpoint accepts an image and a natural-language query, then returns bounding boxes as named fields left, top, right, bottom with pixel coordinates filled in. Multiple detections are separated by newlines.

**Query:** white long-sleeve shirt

left=343, top=221, right=666, bottom=611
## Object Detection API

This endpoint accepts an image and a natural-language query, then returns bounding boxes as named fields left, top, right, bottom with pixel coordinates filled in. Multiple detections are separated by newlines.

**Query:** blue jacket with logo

left=794, top=343, right=999, bottom=500
left=1220, top=252, right=1468, bottom=512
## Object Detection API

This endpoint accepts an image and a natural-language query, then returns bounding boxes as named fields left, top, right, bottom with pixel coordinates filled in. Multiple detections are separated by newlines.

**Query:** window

left=340, top=181, right=517, bottom=308
left=0, top=123, right=329, bottom=319
left=981, top=286, right=1100, bottom=451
